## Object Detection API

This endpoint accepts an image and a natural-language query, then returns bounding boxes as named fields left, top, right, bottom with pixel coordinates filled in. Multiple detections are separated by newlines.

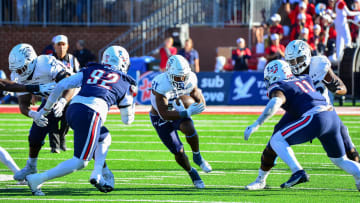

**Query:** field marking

left=0, top=198, right=238, bottom=203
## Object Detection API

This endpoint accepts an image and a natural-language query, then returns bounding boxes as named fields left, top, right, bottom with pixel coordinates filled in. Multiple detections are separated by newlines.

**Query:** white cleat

left=26, top=174, right=45, bottom=196
left=14, top=165, right=37, bottom=181
left=199, top=160, right=212, bottom=173
left=102, top=167, right=114, bottom=190
left=245, top=180, right=266, bottom=190
left=193, top=180, right=205, bottom=189
left=90, top=168, right=114, bottom=193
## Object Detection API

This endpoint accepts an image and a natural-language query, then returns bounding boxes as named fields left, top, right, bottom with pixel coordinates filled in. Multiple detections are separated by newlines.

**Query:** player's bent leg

left=329, top=155, right=360, bottom=191
left=26, top=157, right=88, bottom=196
left=340, top=122, right=360, bottom=162
left=245, top=145, right=277, bottom=190
left=179, top=120, right=212, bottom=173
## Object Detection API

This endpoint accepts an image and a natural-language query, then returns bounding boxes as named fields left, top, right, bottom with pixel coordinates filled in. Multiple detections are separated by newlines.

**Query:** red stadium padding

left=0, top=105, right=359, bottom=115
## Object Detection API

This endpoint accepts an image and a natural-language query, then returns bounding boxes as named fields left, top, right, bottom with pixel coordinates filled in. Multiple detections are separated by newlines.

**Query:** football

left=176, top=95, right=196, bottom=108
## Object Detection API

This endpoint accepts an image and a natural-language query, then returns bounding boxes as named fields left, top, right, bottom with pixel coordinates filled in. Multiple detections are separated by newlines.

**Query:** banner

left=228, top=72, right=269, bottom=105
left=196, top=72, right=233, bottom=105
left=135, top=71, right=161, bottom=105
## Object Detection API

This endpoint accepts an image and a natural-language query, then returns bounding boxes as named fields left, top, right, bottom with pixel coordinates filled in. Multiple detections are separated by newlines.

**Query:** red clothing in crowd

left=290, top=23, right=313, bottom=41
left=270, top=24, right=284, bottom=35
left=159, top=47, right=177, bottom=71
left=288, top=4, right=316, bottom=25
left=265, top=44, right=285, bottom=55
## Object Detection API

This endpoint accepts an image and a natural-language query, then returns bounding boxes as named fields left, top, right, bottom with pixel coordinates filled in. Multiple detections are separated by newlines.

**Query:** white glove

left=28, top=110, right=48, bottom=127
left=38, top=82, right=56, bottom=96
left=172, top=99, right=185, bottom=112
left=244, top=121, right=260, bottom=141
left=53, top=98, right=67, bottom=117
left=186, top=103, right=205, bottom=117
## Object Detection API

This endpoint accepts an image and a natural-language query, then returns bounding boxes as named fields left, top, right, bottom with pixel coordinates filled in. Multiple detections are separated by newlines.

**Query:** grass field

left=0, top=113, right=360, bottom=203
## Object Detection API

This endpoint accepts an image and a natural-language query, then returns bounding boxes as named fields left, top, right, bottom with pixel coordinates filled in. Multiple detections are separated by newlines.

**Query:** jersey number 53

left=86, top=69, right=119, bottom=90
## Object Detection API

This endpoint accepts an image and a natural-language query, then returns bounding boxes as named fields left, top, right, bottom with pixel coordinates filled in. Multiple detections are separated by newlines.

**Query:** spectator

left=290, top=13, right=313, bottom=41
left=298, top=1, right=314, bottom=33
left=178, top=38, right=200, bottom=72
left=299, top=27, right=310, bottom=42
left=73, top=40, right=96, bottom=68
left=265, top=34, right=285, bottom=63
left=231, top=38, right=251, bottom=71
left=309, top=24, right=326, bottom=55
left=349, top=0, right=360, bottom=43
left=214, top=56, right=226, bottom=72
left=270, top=13, right=284, bottom=39
left=334, top=0, right=360, bottom=59
left=49, top=34, right=80, bottom=154
left=16, top=0, right=30, bottom=25
left=42, top=36, right=56, bottom=55
left=159, top=37, right=177, bottom=72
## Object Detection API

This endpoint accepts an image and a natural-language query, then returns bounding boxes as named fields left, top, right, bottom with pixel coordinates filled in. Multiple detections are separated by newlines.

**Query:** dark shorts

left=66, top=103, right=102, bottom=161
left=271, top=110, right=344, bottom=158
left=150, top=113, right=192, bottom=154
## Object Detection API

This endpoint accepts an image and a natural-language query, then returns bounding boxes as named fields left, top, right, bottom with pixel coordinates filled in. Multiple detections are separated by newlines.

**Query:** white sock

left=41, top=157, right=87, bottom=182
left=330, top=155, right=360, bottom=183
left=94, top=133, right=111, bottom=175
left=28, top=157, right=37, bottom=167
left=257, top=169, right=270, bottom=182
left=193, top=151, right=200, bottom=155
left=0, top=147, right=20, bottom=173
left=270, top=132, right=302, bottom=173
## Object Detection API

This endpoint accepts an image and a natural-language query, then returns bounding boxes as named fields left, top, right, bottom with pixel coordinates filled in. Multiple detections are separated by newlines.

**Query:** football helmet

left=264, top=60, right=293, bottom=88
left=166, top=55, right=191, bottom=90
left=101, top=45, right=130, bottom=73
left=284, top=40, right=311, bottom=75
left=8, top=43, right=37, bottom=82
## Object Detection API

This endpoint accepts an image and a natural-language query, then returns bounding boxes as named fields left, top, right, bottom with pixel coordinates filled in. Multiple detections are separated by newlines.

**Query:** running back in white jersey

left=309, top=55, right=331, bottom=105
left=11, top=55, right=67, bottom=96
left=150, top=71, right=198, bottom=114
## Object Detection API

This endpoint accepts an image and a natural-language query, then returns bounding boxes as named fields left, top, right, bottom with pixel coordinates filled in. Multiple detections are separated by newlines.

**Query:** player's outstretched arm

left=118, top=86, right=137, bottom=125
left=244, top=90, right=285, bottom=140
left=0, top=79, right=46, bottom=94
left=323, top=68, right=347, bottom=95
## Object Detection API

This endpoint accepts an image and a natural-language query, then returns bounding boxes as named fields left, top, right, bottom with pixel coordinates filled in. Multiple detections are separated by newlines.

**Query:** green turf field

left=0, top=113, right=360, bottom=203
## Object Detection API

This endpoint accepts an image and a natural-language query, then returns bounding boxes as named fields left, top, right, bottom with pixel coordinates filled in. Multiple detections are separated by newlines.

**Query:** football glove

left=322, top=78, right=341, bottom=93
left=186, top=103, right=205, bottom=117
left=28, top=110, right=48, bottom=127
left=244, top=121, right=260, bottom=141
left=172, top=99, right=185, bottom=112
left=53, top=98, right=67, bottom=117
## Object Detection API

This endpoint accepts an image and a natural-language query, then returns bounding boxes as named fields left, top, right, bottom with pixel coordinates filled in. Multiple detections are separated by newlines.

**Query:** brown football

left=176, top=95, right=196, bottom=108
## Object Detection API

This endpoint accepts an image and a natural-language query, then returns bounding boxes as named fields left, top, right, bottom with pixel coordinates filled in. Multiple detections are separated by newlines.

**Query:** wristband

left=25, top=85, right=39, bottom=93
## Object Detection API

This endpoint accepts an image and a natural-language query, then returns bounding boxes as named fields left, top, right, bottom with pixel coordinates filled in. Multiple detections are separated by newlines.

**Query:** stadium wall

left=0, top=26, right=249, bottom=74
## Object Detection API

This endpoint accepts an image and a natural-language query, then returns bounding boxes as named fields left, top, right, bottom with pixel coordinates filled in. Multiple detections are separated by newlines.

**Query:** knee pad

left=72, top=157, right=89, bottom=170
left=261, top=145, right=277, bottom=169
left=99, top=132, right=112, bottom=145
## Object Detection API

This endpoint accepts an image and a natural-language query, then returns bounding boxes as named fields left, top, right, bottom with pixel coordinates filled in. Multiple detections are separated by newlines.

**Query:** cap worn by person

left=271, top=33, right=279, bottom=41
left=301, top=27, right=309, bottom=34
left=236, top=37, right=245, bottom=44
left=299, top=1, right=307, bottom=9
left=271, top=13, right=281, bottom=22
left=314, top=24, right=321, bottom=30
left=298, top=13, right=306, bottom=20
left=53, top=35, right=68, bottom=44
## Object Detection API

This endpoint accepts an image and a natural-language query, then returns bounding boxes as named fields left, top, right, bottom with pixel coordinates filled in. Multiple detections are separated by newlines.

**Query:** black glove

left=322, top=78, right=341, bottom=92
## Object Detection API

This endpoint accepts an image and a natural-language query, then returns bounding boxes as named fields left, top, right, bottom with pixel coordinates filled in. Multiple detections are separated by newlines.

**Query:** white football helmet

left=101, top=45, right=130, bottom=73
left=284, top=40, right=311, bottom=75
left=166, top=55, right=191, bottom=90
left=264, top=60, right=294, bottom=88
left=8, top=43, right=37, bottom=82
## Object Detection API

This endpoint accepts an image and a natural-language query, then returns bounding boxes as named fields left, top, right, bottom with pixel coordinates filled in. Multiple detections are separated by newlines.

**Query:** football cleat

left=188, top=168, right=205, bottom=189
left=280, top=170, right=310, bottom=188
left=245, top=179, right=266, bottom=190
left=102, top=167, right=114, bottom=192
left=90, top=169, right=113, bottom=193
left=356, top=183, right=360, bottom=192
left=14, top=165, right=37, bottom=181
left=26, top=174, right=45, bottom=196
left=193, top=153, right=212, bottom=173
left=17, top=180, right=28, bottom=185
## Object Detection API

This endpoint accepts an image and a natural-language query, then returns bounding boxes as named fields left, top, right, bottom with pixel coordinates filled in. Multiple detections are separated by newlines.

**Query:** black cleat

left=281, top=170, right=309, bottom=188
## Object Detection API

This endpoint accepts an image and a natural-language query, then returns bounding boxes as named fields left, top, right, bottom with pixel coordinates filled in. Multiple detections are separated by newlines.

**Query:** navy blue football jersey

left=77, top=63, right=135, bottom=107
left=268, top=75, right=327, bottom=118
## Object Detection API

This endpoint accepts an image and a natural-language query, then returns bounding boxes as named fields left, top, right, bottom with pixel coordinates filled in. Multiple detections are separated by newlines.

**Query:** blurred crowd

left=215, top=0, right=360, bottom=73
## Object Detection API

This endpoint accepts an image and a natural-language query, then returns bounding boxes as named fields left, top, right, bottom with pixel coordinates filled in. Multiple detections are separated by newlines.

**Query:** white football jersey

left=150, top=72, right=197, bottom=115
left=11, top=55, right=67, bottom=96
left=309, top=55, right=331, bottom=105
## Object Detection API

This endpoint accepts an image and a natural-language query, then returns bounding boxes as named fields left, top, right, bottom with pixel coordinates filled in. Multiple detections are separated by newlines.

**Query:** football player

left=8, top=43, right=75, bottom=183
left=25, top=45, right=136, bottom=196
left=246, top=60, right=360, bottom=190
left=0, top=80, right=54, bottom=183
left=245, top=40, right=359, bottom=190
left=150, top=55, right=211, bottom=189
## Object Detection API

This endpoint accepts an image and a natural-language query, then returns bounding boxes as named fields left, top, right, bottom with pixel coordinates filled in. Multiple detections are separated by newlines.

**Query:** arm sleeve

left=255, top=96, right=284, bottom=125
left=118, top=88, right=135, bottom=125
left=344, top=4, right=360, bottom=16
left=44, top=72, right=83, bottom=110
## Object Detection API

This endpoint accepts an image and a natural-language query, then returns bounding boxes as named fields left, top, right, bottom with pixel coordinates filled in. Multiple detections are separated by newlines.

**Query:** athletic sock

left=257, top=168, right=270, bottom=182
left=0, top=147, right=20, bottom=173
left=28, top=157, right=37, bottom=168
left=94, top=133, right=111, bottom=175
left=193, top=152, right=203, bottom=165
left=41, top=157, right=86, bottom=182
